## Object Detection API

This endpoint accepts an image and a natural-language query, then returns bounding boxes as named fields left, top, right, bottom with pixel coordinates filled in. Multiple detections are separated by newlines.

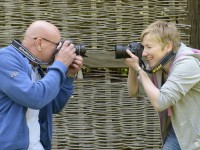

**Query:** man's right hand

left=55, top=40, right=76, bottom=68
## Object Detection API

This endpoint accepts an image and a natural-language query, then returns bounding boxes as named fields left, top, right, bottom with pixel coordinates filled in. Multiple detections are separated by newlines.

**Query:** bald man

left=0, top=20, right=83, bottom=150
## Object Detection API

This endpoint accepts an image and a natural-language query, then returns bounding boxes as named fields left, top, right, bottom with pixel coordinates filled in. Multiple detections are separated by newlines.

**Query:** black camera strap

left=143, top=51, right=176, bottom=74
left=11, top=39, right=48, bottom=65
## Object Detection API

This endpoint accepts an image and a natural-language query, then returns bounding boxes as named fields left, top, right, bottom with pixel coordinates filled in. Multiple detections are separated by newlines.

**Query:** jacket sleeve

left=157, top=56, right=200, bottom=111
left=51, top=77, right=74, bottom=113
left=0, top=52, right=68, bottom=109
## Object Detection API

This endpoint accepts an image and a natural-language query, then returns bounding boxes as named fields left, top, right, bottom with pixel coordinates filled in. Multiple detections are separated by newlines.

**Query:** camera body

left=115, top=42, right=144, bottom=59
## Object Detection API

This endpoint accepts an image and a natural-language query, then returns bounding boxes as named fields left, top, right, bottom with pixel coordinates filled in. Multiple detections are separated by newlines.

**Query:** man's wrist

left=67, top=73, right=77, bottom=78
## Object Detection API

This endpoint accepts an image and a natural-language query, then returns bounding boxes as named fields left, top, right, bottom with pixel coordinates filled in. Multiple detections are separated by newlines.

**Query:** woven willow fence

left=52, top=69, right=162, bottom=150
left=0, top=0, right=189, bottom=149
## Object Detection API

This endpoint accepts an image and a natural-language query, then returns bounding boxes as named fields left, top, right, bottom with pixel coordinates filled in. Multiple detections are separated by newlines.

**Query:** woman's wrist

left=136, top=66, right=142, bottom=75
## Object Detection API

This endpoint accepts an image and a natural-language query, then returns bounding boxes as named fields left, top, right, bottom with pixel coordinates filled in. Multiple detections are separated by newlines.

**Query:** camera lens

left=115, top=45, right=130, bottom=59
left=75, top=44, right=86, bottom=56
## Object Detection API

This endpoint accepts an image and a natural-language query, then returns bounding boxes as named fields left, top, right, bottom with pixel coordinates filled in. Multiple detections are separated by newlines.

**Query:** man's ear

left=35, top=38, right=42, bottom=51
left=38, top=46, right=42, bottom=51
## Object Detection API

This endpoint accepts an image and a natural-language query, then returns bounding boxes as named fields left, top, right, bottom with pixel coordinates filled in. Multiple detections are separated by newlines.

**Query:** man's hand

left=55, top=40, right=76, bottom=68
left=67, top=55, right=83, bottom=76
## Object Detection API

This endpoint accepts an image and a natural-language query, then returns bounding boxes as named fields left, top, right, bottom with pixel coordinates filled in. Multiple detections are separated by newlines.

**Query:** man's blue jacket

left=0, top=44, right=74, bottom=150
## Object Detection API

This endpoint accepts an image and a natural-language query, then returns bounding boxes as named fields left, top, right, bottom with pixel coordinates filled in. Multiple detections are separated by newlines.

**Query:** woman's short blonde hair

left=141, top=20, right=180, bottom=52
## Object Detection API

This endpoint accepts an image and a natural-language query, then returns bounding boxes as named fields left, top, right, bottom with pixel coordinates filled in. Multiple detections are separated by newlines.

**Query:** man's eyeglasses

left=34, top=37, right=60, bottom=46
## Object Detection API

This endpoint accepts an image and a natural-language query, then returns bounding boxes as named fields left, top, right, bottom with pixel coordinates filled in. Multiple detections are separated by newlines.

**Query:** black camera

left=115, top=42, right=144, bottom=59
left=75, top=44, right=86, bottom=56
left=58, top=40, right=86, bottom=57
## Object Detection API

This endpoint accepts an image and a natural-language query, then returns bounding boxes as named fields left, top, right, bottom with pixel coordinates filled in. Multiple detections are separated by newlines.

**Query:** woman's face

left=141, top=34, right=169, bottom=69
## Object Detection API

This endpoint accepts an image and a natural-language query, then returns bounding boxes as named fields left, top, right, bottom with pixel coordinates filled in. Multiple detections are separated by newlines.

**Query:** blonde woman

left=124, top=20, right=200, bottom=150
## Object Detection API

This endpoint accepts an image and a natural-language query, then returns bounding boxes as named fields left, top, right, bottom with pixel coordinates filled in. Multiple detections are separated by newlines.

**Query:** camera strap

left=11, top=39, right=48, bottom=65
left=143, top=51, right=176, bottom=74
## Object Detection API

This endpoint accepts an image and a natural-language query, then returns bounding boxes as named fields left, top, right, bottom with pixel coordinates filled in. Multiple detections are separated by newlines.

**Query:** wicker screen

left=0, top=0, right=190, bottom=67
left=0, top=0, right=189, bottom=149
left=52, top=69, right=162, bottom=150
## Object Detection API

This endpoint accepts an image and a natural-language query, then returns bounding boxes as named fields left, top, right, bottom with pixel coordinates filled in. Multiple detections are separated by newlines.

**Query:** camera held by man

left=58, top=40, right=86, bottom=57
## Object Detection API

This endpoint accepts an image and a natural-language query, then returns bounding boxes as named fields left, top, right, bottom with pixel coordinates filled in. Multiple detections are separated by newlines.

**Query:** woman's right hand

left=124, top=49, right=140, bottom=71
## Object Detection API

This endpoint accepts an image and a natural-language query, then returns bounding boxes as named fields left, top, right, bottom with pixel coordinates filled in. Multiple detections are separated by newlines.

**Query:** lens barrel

left=75, top=44, right=86, bottom=56
left=115, top=42, right=144, bottom=59
left=115, top=45, right=132, bottom=59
